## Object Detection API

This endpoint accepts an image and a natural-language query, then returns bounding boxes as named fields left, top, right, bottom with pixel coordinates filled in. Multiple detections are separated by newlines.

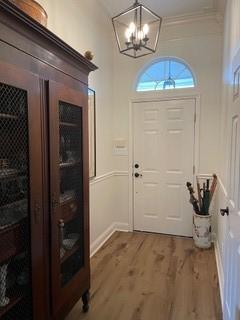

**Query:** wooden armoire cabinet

left=0, top=1, right=97, bottom=319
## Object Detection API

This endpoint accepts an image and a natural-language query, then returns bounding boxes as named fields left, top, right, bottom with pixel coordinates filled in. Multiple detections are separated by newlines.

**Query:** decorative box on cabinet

left=0, top=1, right=97, bottom=319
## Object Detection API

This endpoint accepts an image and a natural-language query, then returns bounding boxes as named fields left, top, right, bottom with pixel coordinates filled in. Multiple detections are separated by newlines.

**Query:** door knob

left=220, top=207, right=229, bottom=216
left=135, top=173, right=142, bottom=178
left=135, top=163, right=139, bottom=169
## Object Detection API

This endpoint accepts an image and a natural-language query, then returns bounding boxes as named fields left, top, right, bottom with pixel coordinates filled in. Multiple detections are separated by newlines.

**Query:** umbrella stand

left=186, top=174, right=217, bottom=248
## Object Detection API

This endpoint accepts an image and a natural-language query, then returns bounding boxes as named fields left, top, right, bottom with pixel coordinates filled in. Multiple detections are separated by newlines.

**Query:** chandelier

left=112, top=0, right=162, bottom=58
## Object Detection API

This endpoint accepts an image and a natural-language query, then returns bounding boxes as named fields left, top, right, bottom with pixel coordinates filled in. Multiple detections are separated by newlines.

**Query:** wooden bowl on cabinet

left=8, top=0, right=48, bottom=27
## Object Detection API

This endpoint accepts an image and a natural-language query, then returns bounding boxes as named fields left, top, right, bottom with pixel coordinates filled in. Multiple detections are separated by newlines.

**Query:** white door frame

left=128, top=91, right=201, bottom=232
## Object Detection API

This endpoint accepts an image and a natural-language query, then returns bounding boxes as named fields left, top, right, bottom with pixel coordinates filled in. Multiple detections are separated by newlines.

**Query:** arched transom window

left=136, top=58, right=196, bottom=92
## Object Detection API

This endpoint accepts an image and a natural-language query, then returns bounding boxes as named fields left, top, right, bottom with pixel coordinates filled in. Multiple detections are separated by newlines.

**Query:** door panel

left=133, top=99, right=195, bottom=236
left=0, top=62, right=46, bottom=319
left=224, top=47, right=240, bottom=320
left=49, top=81, right=89, bottom=317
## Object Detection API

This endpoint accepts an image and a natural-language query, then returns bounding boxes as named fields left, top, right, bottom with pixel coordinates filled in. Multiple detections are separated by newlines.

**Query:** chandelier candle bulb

left=143, top=23, right=149, bottom=35
left=125, top=28, right=132, bottom=42
left=129, top=22, right=136, bottom=33
left=137, top=30, right=144, bottom=40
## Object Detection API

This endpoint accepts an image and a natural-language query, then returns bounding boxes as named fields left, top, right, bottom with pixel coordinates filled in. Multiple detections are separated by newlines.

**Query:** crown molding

left=98, top=0, right=224, bottom=26
left=162, top=10, right=224, bottom=27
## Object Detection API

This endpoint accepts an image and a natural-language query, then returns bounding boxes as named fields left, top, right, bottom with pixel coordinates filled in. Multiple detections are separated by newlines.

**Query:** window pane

left=137, top=58, right=195, bottom=92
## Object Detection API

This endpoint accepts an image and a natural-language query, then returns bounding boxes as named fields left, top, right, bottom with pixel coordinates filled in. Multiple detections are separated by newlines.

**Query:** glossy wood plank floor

left=66, top=231, right=222, bottom=320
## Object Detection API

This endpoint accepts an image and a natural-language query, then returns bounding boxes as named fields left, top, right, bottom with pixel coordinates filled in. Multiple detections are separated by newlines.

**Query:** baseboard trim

left=114, top=222, right=130, bottom=231
left=90, top=222, right=130, bottom=257
left=90, top=222, right=116, bottom=257
left=214, top=240, right=224, bottom=310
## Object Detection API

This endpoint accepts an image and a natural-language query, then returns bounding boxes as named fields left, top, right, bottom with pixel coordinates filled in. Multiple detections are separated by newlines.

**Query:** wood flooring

left=66, top=231, right=222, bottom=320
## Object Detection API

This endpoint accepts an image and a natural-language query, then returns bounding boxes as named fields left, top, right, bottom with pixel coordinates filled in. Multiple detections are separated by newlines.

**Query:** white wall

left=37, top=0, right=117, bottom=251
left=112, top=15, right=223, bottom=227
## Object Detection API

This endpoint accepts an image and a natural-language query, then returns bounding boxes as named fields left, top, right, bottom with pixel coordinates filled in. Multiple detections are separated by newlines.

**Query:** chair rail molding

left=90, top=171, right=129, bottom=185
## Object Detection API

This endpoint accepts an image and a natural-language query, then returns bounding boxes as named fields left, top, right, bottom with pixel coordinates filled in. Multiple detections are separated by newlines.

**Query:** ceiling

left=99, top=0, right=224, bottom=18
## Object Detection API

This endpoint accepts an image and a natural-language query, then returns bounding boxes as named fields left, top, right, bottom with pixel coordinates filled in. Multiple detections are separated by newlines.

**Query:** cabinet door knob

left=220, top=207, right=229, bottom=216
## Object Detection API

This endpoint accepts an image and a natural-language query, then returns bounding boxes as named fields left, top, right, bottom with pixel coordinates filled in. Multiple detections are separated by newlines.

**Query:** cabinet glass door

left=49, top=81, right=90, bottom=316
left=0, top=63, right=45, bottom=320
left=0, top=81, right=32, bottom=320
left=59, top=101, right=84, bottom=287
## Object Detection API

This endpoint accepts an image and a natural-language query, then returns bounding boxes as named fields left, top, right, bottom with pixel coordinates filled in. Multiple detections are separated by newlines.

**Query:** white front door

left=223, top=47, right=240, bottom=320
left=133, top=99, right=196, bottom=236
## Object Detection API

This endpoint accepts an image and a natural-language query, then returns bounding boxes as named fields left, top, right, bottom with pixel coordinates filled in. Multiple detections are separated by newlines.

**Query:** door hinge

left=193, top=165, right=196, bottom=175
left=194, top=112, right=197, bottom=123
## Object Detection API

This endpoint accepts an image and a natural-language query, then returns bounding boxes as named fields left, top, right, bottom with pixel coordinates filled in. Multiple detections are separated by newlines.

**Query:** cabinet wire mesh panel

left=59, top=101, right=84, bottom=288
left=0, top=83, right=32, bottom=319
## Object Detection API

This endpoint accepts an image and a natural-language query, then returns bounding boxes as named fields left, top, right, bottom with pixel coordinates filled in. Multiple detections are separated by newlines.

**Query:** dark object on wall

left=8, top=0, right=48, bottom=26
left=0, top=1, right=97, bottom=319
left=220, top=207, right=229, bottom=216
